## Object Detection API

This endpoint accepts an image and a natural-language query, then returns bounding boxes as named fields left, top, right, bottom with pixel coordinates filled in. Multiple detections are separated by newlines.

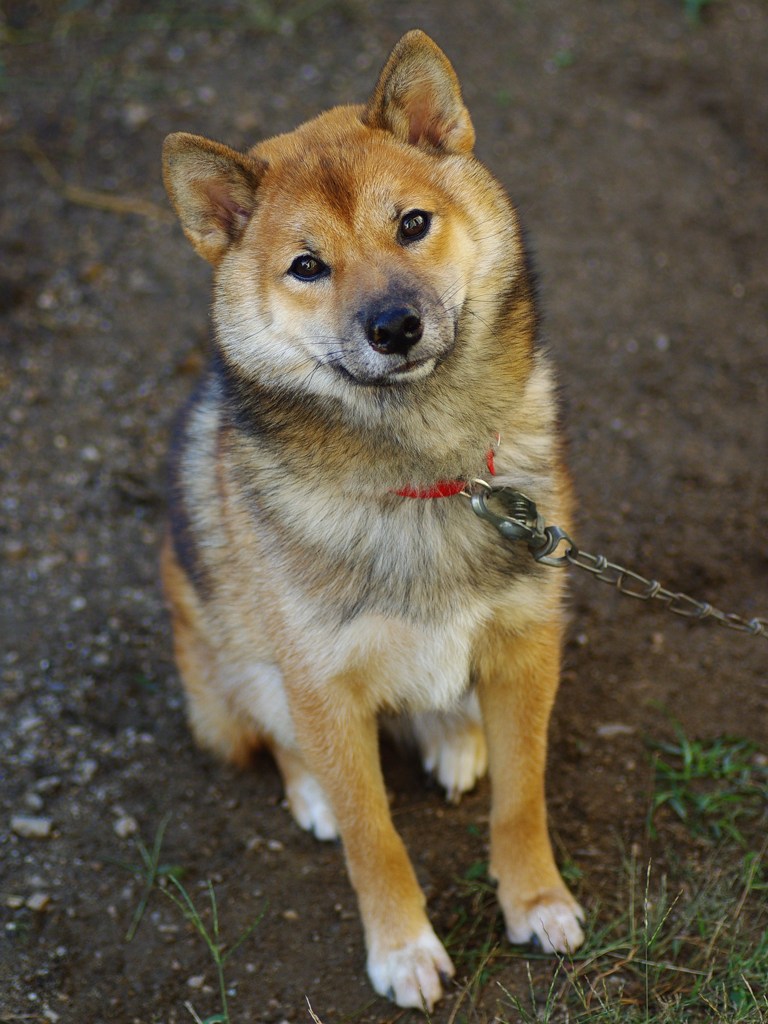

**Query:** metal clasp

left=466, top=482, right=576, bottom=567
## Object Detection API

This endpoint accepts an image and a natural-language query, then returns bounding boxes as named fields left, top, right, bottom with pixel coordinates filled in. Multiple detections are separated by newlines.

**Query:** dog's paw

left=284, top=775, right=338, bottom=841
left=367, top=926, right=455, bottom=1010
left=420, top=725, right=487, bottom=803
left=504, top=890, right=585, bottom=954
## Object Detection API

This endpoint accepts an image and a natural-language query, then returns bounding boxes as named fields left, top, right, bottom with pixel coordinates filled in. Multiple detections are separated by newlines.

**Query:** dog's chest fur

left=173, top=355, right=563, bottom=704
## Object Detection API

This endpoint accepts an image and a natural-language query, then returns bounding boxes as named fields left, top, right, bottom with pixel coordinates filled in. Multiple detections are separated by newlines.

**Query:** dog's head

left=163, top=31, right=526, bottom=397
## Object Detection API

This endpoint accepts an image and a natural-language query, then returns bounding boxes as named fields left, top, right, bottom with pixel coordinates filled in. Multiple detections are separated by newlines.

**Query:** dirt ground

left=1, top=1, right=766, bottom=1022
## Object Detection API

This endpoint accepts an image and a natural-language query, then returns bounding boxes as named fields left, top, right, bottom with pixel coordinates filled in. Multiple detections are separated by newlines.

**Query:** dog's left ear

left=363, top=30, right=475, bottom=155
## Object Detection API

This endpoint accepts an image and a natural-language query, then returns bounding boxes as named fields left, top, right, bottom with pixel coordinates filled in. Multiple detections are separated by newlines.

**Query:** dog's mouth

left=388, top=356, right=437, bottom=378
left=332, top=354, right=439, bottom=387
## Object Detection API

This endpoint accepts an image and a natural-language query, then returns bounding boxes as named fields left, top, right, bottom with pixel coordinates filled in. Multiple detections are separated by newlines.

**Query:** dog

left=161, top=29, right=584, bottom=1010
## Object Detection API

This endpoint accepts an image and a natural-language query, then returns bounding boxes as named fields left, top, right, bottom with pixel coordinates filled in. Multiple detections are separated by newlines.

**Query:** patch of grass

left=684, top=0, right=717, bottom=23
left=164, top=875, right=265, bottom=1024
left=552, top=49, right=575, bottom=70
left=648, top=727, right=767, bottom=844
left=123, top=812, right=184, bottom=942
left=463, top=859, right=489, bottom=883
left=494, top=848, right=767, bottom=1023
left=444, top=873, right=505, bottom=1018
left=445, top=727, right=767, bottom=1023
left=123, top=818, right=265, bottom=1024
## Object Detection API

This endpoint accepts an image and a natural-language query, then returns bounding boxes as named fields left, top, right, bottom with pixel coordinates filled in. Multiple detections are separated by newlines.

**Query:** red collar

left=394, top=448, right=496, bottom=499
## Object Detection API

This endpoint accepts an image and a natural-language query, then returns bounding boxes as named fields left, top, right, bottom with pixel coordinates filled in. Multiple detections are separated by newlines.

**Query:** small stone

left=123, top=102, right=150, bottom=128
left=11, top=815, right=53, bottom=839
left=113, top=815, right=138, bottom=838
left=3, top=538, right=27, bottom=560
left=19, top=715, right=43, bottom=734
left=282, top=908, right=299, bottom=921
left=187, top=975, right=205, bottom=989
left=73, top=759, right=98, bottom=784
left=35, top=776, right=62, bottom=794
left=650, top=632, right=665, bottom=652
left=266, top=839, right=284, bottom=852
left=5, top=895, right=25, bottom=909
left=27, top=893, right=51, bottom=912
left=596, top=723, right=635, bottom=739
left=80, top=444, right=100, bottom=463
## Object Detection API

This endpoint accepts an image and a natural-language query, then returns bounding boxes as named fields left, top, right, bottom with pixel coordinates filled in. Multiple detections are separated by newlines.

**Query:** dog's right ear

left=162, top=133, right=267, bottom=265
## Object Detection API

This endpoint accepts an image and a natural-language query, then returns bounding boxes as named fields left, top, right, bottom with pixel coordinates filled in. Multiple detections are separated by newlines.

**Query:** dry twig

left=19, top=135, right=172, bottom=222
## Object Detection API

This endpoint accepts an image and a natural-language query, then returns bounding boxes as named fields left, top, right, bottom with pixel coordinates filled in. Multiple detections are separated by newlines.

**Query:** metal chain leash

left=466, top=481, right=767, bottom=641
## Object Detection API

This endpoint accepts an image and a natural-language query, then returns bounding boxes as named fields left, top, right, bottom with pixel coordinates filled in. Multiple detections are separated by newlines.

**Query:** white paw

left=422, top=727, right=487, bottom=803
left=506, top=895, right=585, bottom=954
left=284, top=775, right=338, bottom=841
left=415, top=712, right=487, bottom=798
left=367, top=926, right=455, bottom=1010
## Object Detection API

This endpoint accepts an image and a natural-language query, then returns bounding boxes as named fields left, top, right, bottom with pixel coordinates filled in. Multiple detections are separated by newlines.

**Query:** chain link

left=467, top=483, right=767, bottom=641
left=564, top=547, right=767, bottom=638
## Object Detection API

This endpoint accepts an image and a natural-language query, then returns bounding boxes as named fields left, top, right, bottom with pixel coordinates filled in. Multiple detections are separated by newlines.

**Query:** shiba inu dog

left=161, top=30, right=584, bottom=1010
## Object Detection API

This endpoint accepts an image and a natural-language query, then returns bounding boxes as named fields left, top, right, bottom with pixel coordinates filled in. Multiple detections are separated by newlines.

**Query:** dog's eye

left=289, top=254, right=328, bottom=281
left=399, top=210, right=431, bottom=243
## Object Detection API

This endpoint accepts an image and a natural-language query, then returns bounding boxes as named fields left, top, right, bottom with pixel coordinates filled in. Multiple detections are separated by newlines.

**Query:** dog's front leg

left=475, top=617, right=585, bottom=953
left=285, top=678, right=454, bottom=1010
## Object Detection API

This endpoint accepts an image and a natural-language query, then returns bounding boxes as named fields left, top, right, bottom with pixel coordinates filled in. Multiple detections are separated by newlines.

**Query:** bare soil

left=1, top=2, right=766, bottom=1022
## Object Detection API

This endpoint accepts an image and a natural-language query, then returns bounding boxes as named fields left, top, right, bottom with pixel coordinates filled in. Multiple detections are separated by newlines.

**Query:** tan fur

left=161, top=30, right=584, bottom=1010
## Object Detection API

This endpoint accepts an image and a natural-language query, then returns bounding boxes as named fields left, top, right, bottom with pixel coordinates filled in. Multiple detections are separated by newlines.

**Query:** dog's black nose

left=366, top=305, right=423, bottom=355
